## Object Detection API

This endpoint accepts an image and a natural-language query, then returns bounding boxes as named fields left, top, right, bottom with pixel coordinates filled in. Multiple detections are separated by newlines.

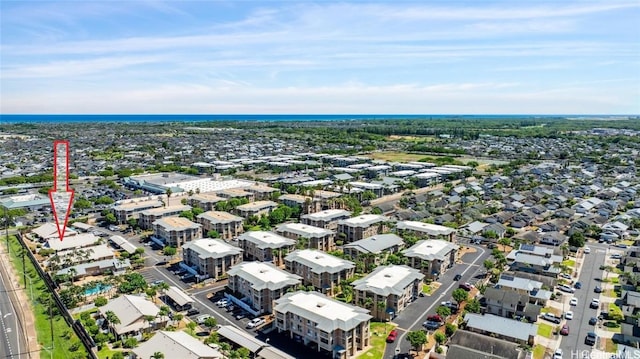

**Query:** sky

left=1, top=1, right=639, bottom=115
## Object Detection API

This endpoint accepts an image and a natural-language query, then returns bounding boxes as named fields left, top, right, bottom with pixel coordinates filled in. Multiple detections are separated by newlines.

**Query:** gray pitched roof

left=448, top=330, right=525, bottom=359
left=343, top=233, right=404, bottom=254
left=464, top=313, right=537, bottom=342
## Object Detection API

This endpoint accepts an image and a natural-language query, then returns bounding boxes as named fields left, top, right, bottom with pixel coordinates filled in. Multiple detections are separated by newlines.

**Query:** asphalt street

left=385, top=243, right=491, bottom=358
left=0, top=261, right=25, bottom=358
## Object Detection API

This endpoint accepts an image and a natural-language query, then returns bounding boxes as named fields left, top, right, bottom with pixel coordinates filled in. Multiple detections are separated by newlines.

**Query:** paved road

left=385, top=243, right=491, bottom=358
left=0, top=261, right=26, bottom=358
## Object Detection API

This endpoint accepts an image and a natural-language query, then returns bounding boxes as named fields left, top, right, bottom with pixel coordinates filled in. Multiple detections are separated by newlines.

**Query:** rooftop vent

left=317, top=302, right=326, bottom=308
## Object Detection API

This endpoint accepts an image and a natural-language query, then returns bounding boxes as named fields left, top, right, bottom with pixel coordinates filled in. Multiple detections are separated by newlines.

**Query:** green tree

left=434, top=332, right=447, bottom=346
left=104, top=212, right=117, bottom=224
left=203, top=317, right=218, bottom=332
left=436, top=305, right=451, bottom=318
left=112, top=352, right=124, bottom=359
left=608, top=303, right=624, bottom=322
left=236, top=347, right=251, bottom=359
left=406, top=330, right=427, bottom=352
left=179, top=210, right=194, bottom=221
left=483, top=259, right=495, bottom=271
left=94, top=296, right=108, bottom=307
left=163, top=246, right=177, bottom=257
left=151, top=352, right=165, bottom=359
left=569, top=232, right=585, bottom=247
left=445, top=323, right=457, bottom=337
left=207, top=230, right=220, bottom=238
left=123, top=337, right=138, bottom=348
left=465, top=298, right=481, bottom=313
left=452, top=288, right=469, bottom=304
left=187, top=321, right=197, bottom=334
left=105, top=310, right=120, bottom=325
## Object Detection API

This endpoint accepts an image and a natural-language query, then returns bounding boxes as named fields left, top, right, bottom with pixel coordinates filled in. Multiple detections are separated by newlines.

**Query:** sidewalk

left=0, top=240, right=40, bottom=358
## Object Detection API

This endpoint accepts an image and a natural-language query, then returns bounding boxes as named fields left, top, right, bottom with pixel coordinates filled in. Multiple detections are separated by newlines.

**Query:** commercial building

left=197, top=211, right=244, bottom=240
left=276, top=222, right=336, bottom=251
left=182, top=238, right=243, bottom=280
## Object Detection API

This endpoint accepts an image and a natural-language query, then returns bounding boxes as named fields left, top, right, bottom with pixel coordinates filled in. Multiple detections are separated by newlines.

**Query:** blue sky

left=1, top=1, right=639, bottom=114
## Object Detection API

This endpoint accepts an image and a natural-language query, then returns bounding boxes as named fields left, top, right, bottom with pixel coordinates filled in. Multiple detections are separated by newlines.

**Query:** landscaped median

left=358, top=321, right=397, bottom=359
left=4, top=235, right=89, bottom=359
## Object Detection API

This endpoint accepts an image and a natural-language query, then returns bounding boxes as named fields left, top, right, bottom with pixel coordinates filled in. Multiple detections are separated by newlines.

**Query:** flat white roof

left=402, top=239, right=459, bottom=261
left=228, top=262, right=301, bottom=291
left=285, top=249, right=354, bottom=274
left=352, top=265, right=424, bottom=296
left=238, top=231, right=295, bottom=248
left=302, top=209, right=352, bottom=221
left=396, top=221, right=455, bottom=236
left=276, top=223, right=334, bottom=238
left=340, top=214, right=387, bottom=227
left=182, top=238, right=242, bottom=258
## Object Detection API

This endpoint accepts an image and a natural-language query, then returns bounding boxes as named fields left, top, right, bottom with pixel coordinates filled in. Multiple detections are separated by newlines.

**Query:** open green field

left=367, top=151, right=431, bottom=162
left=5, top=235, right=88, bottom=359
left=358, top=322, right=396, bottom=359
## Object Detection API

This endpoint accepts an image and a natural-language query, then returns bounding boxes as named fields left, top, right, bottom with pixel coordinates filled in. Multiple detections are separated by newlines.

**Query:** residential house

left=446, top=330, right=528, bottom=359
left=197, top=211, right=244, bottom=240
left=506, top=244, right=562, bottom=277
left=337, top=215, right=390, bottom=243
left=463, top=313, right=538, bottom=346
left=352, top=265, right=424, bottom=320
left=138, top=204, right=192, bottom=229
left=227, top=261, right=302, bottom=315
left=235, top=200, right=278, bottom=219
left=237, top=231, right=296, bottom=264
left=99, top=295, right=168, bottom=339
left=274, top=291, right=372, bottom=359
left=495, top=274, right=552, bottom=306
left=182, top=238, right=243, bottom=280
left=343, top=234, right=405, bottom=266
left=152, top=217, right=202, bottom=247
left=402, top=240, right=459, bottom=280
left=483, top=287, right=542, bottom=322
left=276, top=222, right=336, bottom=251
left=396, top=221, right=456, bottom=242
left=132, top=330, right=223, bottom=359
left=301, top=209, right=352, bottom=230
left=284, top=249, right=355, bottom=296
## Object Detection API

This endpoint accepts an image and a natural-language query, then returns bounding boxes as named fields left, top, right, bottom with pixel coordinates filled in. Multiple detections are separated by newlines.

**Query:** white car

left=553, top=348, right=563, bottom=359
left=196, top=314, right=212, bottom=324
left=216, top=298, right=230, bottom=307
left=558, top=284, right=575, bottom=293
left=246, top=317, right=266, bottom=329
left=565, top=311, right=574, bottom=320
left=570, top=297, right=578, bottom=306
left=584, top=246, right=591, bottom=254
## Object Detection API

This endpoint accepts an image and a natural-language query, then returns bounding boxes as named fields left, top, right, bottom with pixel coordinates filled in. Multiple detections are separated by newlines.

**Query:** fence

left=14, top=233, right=98, bottom=359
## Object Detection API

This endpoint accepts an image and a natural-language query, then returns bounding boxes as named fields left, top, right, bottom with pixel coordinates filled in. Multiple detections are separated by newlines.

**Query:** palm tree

left=151, top=352, right=165, bottom=359
left=105, top=310, right=120, bottom=325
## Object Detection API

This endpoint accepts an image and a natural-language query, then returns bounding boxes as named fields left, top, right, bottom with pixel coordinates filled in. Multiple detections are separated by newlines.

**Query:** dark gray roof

left=343, top=233, right=404, bottom=254
left=448, top=330, right=525, bottom=359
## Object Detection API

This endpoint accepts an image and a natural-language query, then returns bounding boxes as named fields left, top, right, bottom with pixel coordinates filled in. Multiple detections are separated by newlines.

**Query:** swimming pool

left=84, top=284, right=113, bottom=296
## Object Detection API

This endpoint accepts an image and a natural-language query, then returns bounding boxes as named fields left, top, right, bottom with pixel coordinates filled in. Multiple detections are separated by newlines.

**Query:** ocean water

left=0, top=114, right=555, bottom=124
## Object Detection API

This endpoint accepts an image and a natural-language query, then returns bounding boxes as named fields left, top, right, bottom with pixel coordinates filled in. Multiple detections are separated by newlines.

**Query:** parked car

left=584, top=246, right=591, bottom=254
left=565, top=311, right=573, bottom=320
left=235, top=312, right=247, bottom=320
left=560, top=324, right=570, bottom=335
left=216, top=298, right=230, bottom=307
left=386, top=330, right=398, bottom=343
left=459, top=283, right=473, bottom=291
left=542, top=313, right=562, bottom=324
left=427, top=315, right=444, bottom=323
left=247, top=317, right=266, bottom=329
left=570, top=297, right=578, bottom=306
left=558, top=284, right=575, bottom=293
left=453, top=274, right=462, bottom=281
left=186, top=308, right=200, bottom=316
left=196, top=314, right=212, bottom=324
left=422, top=320, right=442, bottom=330
left=574, top=282, right=582, bottom=289
left=588, top=317, right=598, bottom=325
left=594, top=286, right=602, bottom=293
left=611, top=253, right=622, bottom=259
left=585, top=332, right=598, bottom=345
left=590, top=299, right=600, bottom=309
left=441, top=301, right=459, bottom=313
left=559, top=273, right=572, bottom=280
left=553, top=348, right=563, bottom=359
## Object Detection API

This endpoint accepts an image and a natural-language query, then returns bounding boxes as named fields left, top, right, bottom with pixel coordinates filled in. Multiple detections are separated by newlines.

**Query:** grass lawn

left=97, top=345, right=124, bottom=359
left=358, top=322, right=396, bottom=359
left=612, top=277, right=620, bottom=284
left=562, top=259, right=576, bottom=267
left=604, top=338, right=618, bottom=352
left=5, top=235, right=88, bottom=358
left=422, top=284, right=432, bottom=295
left=622, top=239, right=635, bottom=246
left=603, top=321, right=622, bottom=333
left=532, top=344, right=546, bottom=359
left=605, top=289, right=618, bottom=298
left=537, top=323, right=553, bottom=338
left=367, top=151, right=432, bottom=162
left=72, top=308, right=98, bottom=320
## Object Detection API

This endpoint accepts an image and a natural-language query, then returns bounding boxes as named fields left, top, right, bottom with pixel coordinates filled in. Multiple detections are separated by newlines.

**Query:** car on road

left=594, top=286, right=602, bottom=293
left=558, top=284, right=575, bottom=293
left=560, top=324, right=570, bottom=335
left=196, top=314, right=212, bottom=324
left=584, top=246, right=591, bottom=254
left=216, top=298, right=230, bottom=307
left=570, top=297, right=578, bottom=306
left=386, top=330, right=398, bottom=343
left=565, top=311, right=573, bottom=320
left=585, top=332, right=598, bottom=345
left=422, top=320, right=442, bottom=330
left=541, top=313, right=562, bottom=324
left=453, top=274, right=462, bottom=281
left=590, top=298, right=600, bottom=309
left=247, top=317, right=266, bottom=329
left=588, top=317, right=598, bottom=325
left=574, top=282, right=582, bottom=289
left=553, top=348, right=563, bottom=359
left=186, top=308, right=200, bottom=316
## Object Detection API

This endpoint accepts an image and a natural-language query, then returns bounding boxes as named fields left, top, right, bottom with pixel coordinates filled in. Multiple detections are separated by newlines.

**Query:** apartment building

left=138, top=204, right=192, bottom=229
left=112, top=197, right=164, bottom=224
left=197, top=211, right=244, bottom=240
left=227, top=261, right=301, bottom=314
left=237, top=231, right=296, bottom=263
left=301, top=209, right=352, bottom=231
left=278, top=194, right=320, bottom=214
left=284, top=249, right=355, bottom=296
left=235, top=200, right=278, bottom=219
left=217, top=188, right=255, bottom=202
left=396, top=220, right=456, bottom=242
left=342, top=234, right=405, bottom=266
left=402, top=239, right=459, bottom=280
left=352, top=265, right=424, bottom=320
left=182, top=238, right=243, bottom=280
left=187, top=192, right=225, bottom=211
left=244, top=184, right=280, bottom=201
left=275, top=223, right=336, bottom=251
left=274, top=291, right=372, bottom=359
left=152, top=217, right=202, bottom=247
left=337, top=215, right=390, bottom=243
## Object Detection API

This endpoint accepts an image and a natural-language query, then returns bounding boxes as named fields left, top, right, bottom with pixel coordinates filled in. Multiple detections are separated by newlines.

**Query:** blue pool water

left=84, top=284, right=112, bottom=296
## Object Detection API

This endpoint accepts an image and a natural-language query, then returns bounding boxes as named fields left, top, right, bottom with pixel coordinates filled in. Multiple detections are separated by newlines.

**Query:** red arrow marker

left=49, top=140, right=74, bottom=241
